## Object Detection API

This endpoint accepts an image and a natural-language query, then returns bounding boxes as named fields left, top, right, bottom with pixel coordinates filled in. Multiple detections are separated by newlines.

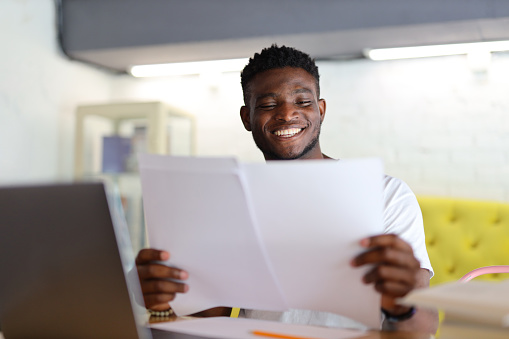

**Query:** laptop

left=0, top=182, right=202, bottom=339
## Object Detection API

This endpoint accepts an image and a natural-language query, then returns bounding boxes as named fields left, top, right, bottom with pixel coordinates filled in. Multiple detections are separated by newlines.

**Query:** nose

left=274, top=102, right=298, bottom=122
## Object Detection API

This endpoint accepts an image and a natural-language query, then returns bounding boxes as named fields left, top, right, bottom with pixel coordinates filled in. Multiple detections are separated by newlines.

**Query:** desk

left=149, top=317, right=433, bottom=339
left=0, top=329, right=431, bottom=339
left=0, top=321, right=432, bottom=339
left=359, top=332, right=432, bottom=339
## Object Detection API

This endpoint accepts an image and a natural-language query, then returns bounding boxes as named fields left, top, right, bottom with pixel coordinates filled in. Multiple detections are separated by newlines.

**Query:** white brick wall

left=7, top=1, right=509, bottom=202
left=111, top=53, right=509, bottom=202
left=0, top=0, right=113, bottom=183
left=318, top=54, right=509, bottom=201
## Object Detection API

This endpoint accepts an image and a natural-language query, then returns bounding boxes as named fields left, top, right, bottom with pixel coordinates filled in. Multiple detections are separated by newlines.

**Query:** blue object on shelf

left=102, top=136, right=132, bottom=173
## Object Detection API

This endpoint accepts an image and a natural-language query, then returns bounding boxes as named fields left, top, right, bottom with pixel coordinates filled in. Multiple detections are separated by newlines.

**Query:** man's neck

left=264, top=153, right=334, bottom=161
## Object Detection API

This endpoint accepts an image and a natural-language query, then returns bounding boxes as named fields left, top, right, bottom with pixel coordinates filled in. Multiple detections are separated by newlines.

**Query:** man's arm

left=351, top=234, right=439, bottom=334
left=383, top=269, right=438, bottom=333
left=192, top=307, right=232, bottom=317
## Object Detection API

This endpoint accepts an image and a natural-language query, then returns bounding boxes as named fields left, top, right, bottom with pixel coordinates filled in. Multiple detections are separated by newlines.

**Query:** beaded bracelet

left=381, top=306, right=416, bottom=323
left=148, top=308, right=174, bottom=317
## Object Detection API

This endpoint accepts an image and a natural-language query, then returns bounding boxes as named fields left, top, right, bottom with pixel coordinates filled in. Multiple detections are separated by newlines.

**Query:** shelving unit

left=74, top=101, right=196, bottom=253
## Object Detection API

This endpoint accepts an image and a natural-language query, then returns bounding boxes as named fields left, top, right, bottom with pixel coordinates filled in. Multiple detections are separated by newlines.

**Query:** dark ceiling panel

left=58, top=0, right=509, bottom=73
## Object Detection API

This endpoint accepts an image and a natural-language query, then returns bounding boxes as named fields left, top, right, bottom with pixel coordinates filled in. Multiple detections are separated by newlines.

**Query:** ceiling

left=59, top=0, right=509, bottom=73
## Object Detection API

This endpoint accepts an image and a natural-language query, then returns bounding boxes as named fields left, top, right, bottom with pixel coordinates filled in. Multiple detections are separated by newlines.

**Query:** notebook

left=0, top=182, right=202, bottom=339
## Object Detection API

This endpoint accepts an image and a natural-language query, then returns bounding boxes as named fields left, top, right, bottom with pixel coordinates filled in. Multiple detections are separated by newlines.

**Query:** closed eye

left=296, top=101, right=312, bottom=106
left=257, top=103, right=277, bottom=110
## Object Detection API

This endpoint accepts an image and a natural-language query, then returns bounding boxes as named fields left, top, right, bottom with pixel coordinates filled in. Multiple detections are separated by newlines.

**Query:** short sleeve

left=382, top=176, right=433, bottom=277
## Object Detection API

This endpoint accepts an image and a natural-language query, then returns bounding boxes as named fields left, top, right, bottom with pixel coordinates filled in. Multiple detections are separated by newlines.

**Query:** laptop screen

left=0, top=182, right=150, bottom=339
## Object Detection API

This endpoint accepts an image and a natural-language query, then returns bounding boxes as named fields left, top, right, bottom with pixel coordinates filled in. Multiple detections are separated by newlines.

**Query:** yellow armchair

left=417, top=196, right=509, bottom=286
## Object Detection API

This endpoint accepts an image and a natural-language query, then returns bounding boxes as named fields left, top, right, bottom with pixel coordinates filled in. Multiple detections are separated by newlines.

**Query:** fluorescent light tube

left=130, top=58, right=249, bottom=77
left=365, top=40, right=509, bottom=61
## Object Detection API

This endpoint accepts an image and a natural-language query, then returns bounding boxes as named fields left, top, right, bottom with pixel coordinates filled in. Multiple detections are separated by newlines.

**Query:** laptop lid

left=0, top=182, right=151, bottom=339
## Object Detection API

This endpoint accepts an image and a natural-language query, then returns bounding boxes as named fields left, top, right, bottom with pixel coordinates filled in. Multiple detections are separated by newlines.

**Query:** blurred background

left=2, top=0, right=509, bottom=251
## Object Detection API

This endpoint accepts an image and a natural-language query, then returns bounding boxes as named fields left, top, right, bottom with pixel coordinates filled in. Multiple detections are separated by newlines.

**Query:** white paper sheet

left=139, top=154, right=286, bottom=315
left=150, top=317, right=366, bottom=339
left=242, top=159, right=384, bottom=327
left=139, top=155, right=384, bottom=328
left=400, top=279, right=509, bottom=327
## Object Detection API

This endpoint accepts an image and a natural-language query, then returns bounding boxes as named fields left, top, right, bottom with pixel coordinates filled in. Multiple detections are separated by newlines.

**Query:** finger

left=363, top=265, right=417, bottom=287
left=352, top=246, right=420, bottom=268
left=141, top=279, right=189, bottom=294
left=144, top=293, right=177, bottom=309
left=146, top=302, right=175, bottom=312
left=374, top=280, right=414, bottom=298
left=138, top=264, right=189, bottom=280
left=360, top=234, right=413, bottom=253
left=136, top=248, right=170, bottom=264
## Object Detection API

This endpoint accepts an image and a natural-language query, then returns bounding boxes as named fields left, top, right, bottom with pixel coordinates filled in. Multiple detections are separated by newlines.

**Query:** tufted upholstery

left=417, top=196, right=509, bottom=286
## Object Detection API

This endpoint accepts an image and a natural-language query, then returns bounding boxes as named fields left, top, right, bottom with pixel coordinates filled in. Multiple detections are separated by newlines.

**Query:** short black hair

left=240, top=44, right=320, bottom=105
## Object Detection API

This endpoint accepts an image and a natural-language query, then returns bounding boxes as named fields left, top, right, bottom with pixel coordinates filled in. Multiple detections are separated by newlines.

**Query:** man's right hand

left=135, top=248, right=189, bottom=311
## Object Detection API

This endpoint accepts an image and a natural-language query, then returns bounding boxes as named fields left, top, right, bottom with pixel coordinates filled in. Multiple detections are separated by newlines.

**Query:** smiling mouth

left=273, top=128, right=303, bottom=138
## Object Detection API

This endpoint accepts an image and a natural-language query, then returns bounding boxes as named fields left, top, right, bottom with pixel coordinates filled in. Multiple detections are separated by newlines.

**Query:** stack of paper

left=139, top=155, right=384, bottom=328
left=400, top=279, right=509, bottom=338
left=150, top=317, right=366, bottom=339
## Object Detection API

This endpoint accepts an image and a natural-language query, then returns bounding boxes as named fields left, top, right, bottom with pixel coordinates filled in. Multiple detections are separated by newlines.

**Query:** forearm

left=192, top=307, right=232, bottom=317
left=380, top=268, right=438, bottom=334
left=382, top=307, right=439, bottom=334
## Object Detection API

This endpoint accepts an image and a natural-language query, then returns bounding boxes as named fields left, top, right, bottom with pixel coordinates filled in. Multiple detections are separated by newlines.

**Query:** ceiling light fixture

left=130, top=58, right=249, bottom=77
left=364, top=40, right=509, bottom=61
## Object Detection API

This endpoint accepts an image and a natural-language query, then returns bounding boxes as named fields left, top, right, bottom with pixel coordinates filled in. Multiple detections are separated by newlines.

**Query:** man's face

left=240, top=67, right=326, bottom=160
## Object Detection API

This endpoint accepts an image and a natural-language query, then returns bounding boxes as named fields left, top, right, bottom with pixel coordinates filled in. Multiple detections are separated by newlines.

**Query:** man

left=136, top=45, right=438, bottom=333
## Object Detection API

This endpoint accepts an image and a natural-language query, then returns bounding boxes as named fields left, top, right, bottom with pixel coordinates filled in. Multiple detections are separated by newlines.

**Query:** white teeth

left=274, top=128, right=302, bottom=137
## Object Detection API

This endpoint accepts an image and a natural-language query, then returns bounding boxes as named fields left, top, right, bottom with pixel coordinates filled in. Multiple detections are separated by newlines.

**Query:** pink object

left=459, top=265, right=509, bottom=283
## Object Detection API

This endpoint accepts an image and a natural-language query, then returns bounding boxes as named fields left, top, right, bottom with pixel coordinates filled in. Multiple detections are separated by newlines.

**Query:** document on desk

left=139, top=155, right=384, bottom=328
left=150, top=317, right=366, bottom=339
left=400, top=279, right=509, bottom=327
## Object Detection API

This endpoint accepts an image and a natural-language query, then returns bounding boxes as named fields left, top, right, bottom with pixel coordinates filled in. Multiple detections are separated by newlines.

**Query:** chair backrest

left=459, top=265, right=509, bottom=282
left=417, top=196, right=509, bottom=286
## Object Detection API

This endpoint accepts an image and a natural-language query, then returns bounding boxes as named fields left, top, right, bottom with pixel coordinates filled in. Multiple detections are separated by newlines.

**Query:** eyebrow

left=255, top=88, right=313, bottom=102
left=292, top=88, right=313, bottom=95
left=255, top=93, right=278, bottom=101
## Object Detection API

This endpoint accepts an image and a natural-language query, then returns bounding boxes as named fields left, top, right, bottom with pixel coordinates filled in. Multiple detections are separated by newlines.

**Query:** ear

left=240, top=106, right=252, bottom=131
left=318, top=99, right=326, bottom=123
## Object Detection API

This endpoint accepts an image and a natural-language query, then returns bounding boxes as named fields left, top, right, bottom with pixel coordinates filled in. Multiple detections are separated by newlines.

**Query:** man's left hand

left=350, top=234, right=420, bottom=313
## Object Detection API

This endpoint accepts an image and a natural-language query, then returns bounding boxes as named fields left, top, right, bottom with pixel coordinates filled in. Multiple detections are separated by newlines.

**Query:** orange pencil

left=251, top=330, right=319, bottom=339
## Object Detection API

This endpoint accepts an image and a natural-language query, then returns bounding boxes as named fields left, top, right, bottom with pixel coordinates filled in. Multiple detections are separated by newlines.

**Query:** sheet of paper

left=139, top=154, right=287, bottom=315
left=401, top=279, right=509, bottom=327
left=140, top=155, right=384, bottom=328
left=150, top=317, right=366, bottom=339
left=242, top=159, right=384, bottom=328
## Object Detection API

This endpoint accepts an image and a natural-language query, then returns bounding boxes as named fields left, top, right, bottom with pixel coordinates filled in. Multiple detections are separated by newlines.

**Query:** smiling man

left=135, top=45, right=438, bottom=334
left=240, top=65, right=326, bottom=160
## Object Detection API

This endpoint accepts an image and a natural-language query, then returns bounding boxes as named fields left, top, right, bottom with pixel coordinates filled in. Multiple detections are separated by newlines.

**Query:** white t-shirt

left=241, top=175, right=433, bottom=329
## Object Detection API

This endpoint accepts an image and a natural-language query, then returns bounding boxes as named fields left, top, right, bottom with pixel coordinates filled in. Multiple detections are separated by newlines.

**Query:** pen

left=251, top=330, right=319, bottom=339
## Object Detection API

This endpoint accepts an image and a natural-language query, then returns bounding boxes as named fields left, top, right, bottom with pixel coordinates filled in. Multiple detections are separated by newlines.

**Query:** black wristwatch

left=381, top=306, right=417, bottom=322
